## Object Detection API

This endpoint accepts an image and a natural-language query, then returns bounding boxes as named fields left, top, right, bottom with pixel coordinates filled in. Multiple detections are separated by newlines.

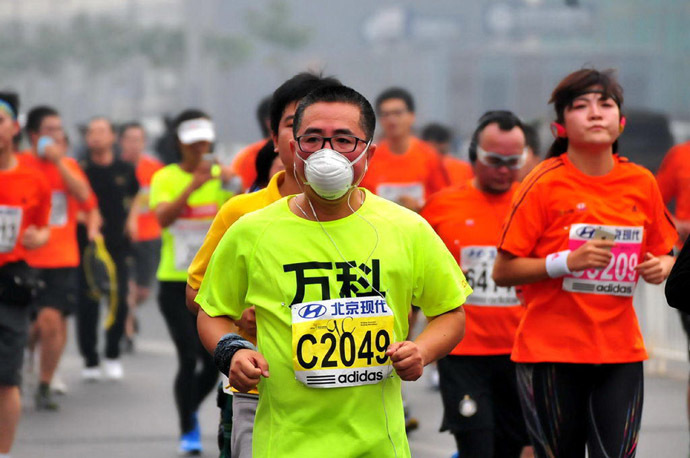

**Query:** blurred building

left=0, top=0, right=688, bottom=167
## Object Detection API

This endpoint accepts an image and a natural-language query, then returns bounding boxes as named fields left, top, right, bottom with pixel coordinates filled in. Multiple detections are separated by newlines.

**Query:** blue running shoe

left=179, top=413, right=202, bottom=455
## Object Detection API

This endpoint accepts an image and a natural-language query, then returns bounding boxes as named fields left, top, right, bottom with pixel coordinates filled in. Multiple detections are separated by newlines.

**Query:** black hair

left=249, top=140, right=277, bottom=191
left=547, top=68, right=623, bottom=158
left=25, top=106, right=59, bottom=135
left=468, top=111, right=525, bottom=163
left=173, top=109, right=210, bottom=136
left=421, top=123, right=453, bottom=144
left=171, top=109, right=211, bottom=161
left=375, top=87, right=415, bottom=113
left=523, top=123, right=541, bottom=157
left=0, top=91, right=19, bottom=119
left=256, top=96, right=272, bottom=138
left=88, top=116, right=115, bottom=133
left=269, top=72, right=342, bottom=136
left=293, top=85, right=376, bottom=141
left=119, top=121, right=146, bottom=139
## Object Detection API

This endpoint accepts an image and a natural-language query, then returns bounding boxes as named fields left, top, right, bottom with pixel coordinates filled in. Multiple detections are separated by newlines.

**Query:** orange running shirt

left=135, top=155, right=164, bottom=242
left=499, top=154, right=677, bottom=364
left=360, top=137, right=449, bottom=204
left=0, top=159, right=51, bottom=266
left=421, top=181, right=521, bottom=355
left=443, top=156, right=474, bottom=187
left=18, top=152, right=96, bottom=268
left=657, top=141, right=690, bottom=222
left=232, top=139, right=268, bottom=191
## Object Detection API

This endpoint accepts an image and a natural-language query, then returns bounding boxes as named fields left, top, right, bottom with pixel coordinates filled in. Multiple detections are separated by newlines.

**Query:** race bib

left=169, top=219, right=211, bottom=271
left=461, top=246, right=519, bottom=306
left=376, top=183, right=424, bottom=205
left=138, top=186, right=151, bottom=212
left=49, top=191, right=68, bottom=227
left=562, top=224, right=643, bottom=297
left=0, top=206, right=23, bottom=253
left=292, top=296, right=394, bottom=388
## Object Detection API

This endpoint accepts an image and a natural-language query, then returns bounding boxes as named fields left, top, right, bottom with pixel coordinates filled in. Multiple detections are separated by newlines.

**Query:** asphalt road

left=12, top=298, right=690, bottom=458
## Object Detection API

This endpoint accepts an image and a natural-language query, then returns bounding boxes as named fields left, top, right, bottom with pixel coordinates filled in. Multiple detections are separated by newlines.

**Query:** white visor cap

left=178, top=118, right=216, bottom=145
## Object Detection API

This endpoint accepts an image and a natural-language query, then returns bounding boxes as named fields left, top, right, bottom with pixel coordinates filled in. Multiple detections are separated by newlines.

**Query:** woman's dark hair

left=249, top=140, right=277, bottom=192
left=173, top=109, right=210, bottom=133
left=523, top=123, right=541, bottom=157
left=547, top=68, right=624, bottom=158
left=172, top=108, right=211, bottom=161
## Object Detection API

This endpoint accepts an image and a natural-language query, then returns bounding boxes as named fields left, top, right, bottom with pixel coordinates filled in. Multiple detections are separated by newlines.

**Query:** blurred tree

left=204, top=34, right=253, bottom=69
left=0, top=3, right=308, bottom=78
left=246, top=0, right=309, bottom=50
left=0, top=1, right=310, bottom=78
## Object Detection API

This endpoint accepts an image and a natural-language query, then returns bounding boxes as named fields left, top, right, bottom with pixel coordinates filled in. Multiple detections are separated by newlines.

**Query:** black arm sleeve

left=129, top=166, right=140, bottom=197
left=666, top=239, right=690, bottom=311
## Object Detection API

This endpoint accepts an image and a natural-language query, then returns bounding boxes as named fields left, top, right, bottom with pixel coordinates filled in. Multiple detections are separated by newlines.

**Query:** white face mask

left=296, top=143, right=370, bottom=200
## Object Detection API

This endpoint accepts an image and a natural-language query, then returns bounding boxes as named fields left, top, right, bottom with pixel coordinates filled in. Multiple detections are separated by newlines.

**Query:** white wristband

left=545, top=250, right=572, bottom=278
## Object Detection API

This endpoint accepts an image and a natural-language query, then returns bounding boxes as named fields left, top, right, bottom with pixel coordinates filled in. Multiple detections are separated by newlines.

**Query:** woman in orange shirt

left=493, top=69, right=677, bottom=458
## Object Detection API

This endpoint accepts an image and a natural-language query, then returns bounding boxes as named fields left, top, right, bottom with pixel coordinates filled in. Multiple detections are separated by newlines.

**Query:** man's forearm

left=197, top=309, right=238, bottom=354
left=56, top=160, right=90, bottom=202
left=414, top=306, right=465, bottom=365
left=155, top=185, right=195, bottom=228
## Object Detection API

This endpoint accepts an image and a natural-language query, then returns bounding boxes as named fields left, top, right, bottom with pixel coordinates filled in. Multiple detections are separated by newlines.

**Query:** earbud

left=550, top=122, right=567, bottom=139
left=619, top=116, right=627, bottom=134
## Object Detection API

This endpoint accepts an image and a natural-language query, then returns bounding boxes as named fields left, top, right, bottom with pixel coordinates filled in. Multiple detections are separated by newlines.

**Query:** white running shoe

left=51, top=375, right=68, bottom=395
left=103, top=359, right=124, bottom=381
left=430, top=365, right=440, bottom=391
left=81, top=366, right=102, bottom=382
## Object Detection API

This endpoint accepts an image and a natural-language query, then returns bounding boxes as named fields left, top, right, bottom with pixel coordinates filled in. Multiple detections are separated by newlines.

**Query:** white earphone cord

left=302, top=190, right=396, bottom=458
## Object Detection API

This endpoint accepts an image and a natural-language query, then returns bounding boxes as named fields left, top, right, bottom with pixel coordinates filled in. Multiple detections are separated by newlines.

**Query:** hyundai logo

left=576, top=226, right=595, bottom=239
left=298, top=303, right=327, bottom=319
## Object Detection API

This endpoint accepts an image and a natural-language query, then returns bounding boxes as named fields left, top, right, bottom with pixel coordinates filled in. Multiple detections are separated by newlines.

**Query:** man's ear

left=367, top=143, right=376, bottom=161
left=271, top=132, right=279, bottom=152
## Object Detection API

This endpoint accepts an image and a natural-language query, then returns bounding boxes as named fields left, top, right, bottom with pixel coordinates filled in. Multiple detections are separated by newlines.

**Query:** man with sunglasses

left=420, top=111, right=531, bottom=458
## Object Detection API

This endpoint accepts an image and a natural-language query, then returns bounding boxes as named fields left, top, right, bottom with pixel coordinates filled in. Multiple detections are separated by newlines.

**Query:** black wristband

left=213, top=333, right=257, bottom=376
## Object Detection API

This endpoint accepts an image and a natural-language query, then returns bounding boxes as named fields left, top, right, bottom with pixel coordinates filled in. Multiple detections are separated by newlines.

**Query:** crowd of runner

left=1, top=67, right=689, bottom=458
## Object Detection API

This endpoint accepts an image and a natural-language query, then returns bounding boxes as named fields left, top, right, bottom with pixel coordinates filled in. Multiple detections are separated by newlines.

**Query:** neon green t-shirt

left=196, top=190, right=471, bottom=458
left=150, top=163, right=232, bottom=281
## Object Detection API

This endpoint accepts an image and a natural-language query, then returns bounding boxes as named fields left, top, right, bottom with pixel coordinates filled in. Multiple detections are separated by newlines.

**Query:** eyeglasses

left=296, top=134, right=370, bottom=154
left=476, top=145, right=528, bottom=170
left=378, top=108, right=409, bottom=119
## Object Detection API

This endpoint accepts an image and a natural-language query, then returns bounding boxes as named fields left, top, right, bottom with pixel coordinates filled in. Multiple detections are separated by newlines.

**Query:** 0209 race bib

left=562, top=224, right=643, bottom=297
left=461, top=246, right=519, bottom=306
left=169, top=218, right=212, bottom=271
left=292, top=296, right=394, bottom=389
left=0, top=205, right=23, bottom=253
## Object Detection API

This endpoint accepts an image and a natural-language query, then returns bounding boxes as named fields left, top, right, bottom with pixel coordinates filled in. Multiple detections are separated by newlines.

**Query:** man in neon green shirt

left=196, top=85, right=470, bottom=457
left=186, top=72, right=343, bottom=458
